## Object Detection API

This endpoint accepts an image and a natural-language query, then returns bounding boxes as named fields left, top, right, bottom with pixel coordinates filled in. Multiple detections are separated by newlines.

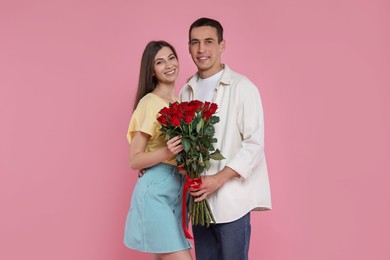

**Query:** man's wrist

left=216, top=166, right=240, bottom=184
left=226, top=166, right=241, bottom=178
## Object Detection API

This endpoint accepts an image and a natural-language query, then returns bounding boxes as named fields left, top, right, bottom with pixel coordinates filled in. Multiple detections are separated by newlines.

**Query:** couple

left=123, top=17, right=272, bottom=260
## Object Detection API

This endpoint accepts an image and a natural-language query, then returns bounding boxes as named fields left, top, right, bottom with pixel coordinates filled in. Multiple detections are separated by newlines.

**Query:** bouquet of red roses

left=157, top=100, right=224, bottom=238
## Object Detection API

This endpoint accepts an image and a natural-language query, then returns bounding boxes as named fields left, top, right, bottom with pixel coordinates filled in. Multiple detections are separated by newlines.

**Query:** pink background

left=1, top=0, right=389, bottom=259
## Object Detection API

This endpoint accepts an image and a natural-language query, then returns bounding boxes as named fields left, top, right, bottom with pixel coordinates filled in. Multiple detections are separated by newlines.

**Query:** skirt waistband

left=139, top=163, right=178, bottom=178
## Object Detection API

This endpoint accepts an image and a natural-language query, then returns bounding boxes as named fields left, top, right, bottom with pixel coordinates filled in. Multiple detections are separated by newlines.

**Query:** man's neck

left=198, top=64, right=224, bottom=79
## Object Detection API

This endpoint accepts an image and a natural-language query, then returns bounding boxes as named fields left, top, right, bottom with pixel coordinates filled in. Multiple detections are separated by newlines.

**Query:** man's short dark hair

left=189, top=17, right=224, bottom=43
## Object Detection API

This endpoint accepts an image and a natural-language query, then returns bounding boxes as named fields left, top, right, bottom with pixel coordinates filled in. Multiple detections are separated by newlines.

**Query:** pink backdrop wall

left=1, top=0, right=389, bottom=259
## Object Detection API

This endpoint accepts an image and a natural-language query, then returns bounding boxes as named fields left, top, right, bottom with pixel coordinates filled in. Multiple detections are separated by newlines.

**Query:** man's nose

left=198, top=42, right=206, bottom=53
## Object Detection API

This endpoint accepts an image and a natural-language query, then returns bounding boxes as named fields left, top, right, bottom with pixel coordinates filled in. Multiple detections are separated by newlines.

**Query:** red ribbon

left=182, top=175, right=202, bottom=239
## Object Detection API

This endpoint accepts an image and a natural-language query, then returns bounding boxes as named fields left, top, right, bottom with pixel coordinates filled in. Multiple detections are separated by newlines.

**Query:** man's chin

left=196, top=65, right=210, bottom=71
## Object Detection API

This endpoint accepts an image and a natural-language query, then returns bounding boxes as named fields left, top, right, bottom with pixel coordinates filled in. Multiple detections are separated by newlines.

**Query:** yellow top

left=127, top=93, right=176, bottom=165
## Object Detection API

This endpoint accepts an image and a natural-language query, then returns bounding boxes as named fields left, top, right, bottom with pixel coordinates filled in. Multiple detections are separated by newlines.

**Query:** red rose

left=209, top=103, right=218, bottom=114
left=170, top=102, right=180, bottom=111
left=189, top=100, right=204, bottom=111
left=179, top=101, right=189, bottom=110
left=159, top=107, right=170, bottom=116
left=186, top=104, right=196, bottom=113
left=172, top=109, right=183, bottom=120
left=184, top=114, right=194, bottom=123
left=170, top=116, right=181, bottom=127
left=157, top=115, right=168, bottom=125
left=203, top=111, right=212, bottom=120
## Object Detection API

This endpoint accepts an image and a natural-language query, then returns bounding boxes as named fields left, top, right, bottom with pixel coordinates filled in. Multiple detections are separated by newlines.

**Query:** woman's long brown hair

left=133, top=41, right=178, bottom=111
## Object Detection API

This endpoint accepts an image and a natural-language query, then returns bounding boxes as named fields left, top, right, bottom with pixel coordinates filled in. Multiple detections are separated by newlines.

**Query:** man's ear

left=220, top=39, right=226, bottom=53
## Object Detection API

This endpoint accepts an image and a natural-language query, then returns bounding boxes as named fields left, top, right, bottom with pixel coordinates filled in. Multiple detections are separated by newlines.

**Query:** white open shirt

left=180, top=65, right=272, bottom=223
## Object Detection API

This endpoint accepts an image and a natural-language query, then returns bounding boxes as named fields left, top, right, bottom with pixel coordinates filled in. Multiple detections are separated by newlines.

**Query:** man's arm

left=190, top=79, right=265, bottom=201
left=225, top=80, right=265, bottom=179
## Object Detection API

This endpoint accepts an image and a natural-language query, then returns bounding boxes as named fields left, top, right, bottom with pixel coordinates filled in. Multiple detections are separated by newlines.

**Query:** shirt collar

left=187, top=64, right=233, bottom=91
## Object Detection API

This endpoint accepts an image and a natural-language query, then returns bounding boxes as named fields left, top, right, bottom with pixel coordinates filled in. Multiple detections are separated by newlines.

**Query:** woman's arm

left=129, top=131, right=182, bottom=170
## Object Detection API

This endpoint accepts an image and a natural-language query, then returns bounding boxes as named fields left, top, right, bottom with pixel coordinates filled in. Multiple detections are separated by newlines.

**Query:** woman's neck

left=153, top=83, right=176, bottom=103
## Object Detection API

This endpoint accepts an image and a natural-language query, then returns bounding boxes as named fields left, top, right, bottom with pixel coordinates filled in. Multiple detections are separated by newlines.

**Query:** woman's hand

left=167, top=135, right=183, bottom=155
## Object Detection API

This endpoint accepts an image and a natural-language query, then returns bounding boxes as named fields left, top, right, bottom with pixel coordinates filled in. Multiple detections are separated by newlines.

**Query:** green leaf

left=205, top=160, right=211, bottom=170
left=196, top=118, right=204, bottom=133
left=192, top=117, right=199, bottom=131
left=176, top=152, right=184, bottom=164
left=182, top=138, right=191, bottom=153
left=210, top=149, right=225, bottom=160
left=203, top=125, right=215, bottom=136
left=182, top=124, right=189, bottom=134
left=192, top=162, right=197, bottom=173
left=186, top=158, right=193, bottom=164
left=210, top=138, right=217, bottom=143
left=209, top=115, right=220, bottom=124
left=199, top=145, right=208, bottom=153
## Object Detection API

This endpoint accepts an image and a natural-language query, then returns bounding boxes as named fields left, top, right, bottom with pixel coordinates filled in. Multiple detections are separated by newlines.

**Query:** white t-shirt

left=194, top=70, right=224, bottom=102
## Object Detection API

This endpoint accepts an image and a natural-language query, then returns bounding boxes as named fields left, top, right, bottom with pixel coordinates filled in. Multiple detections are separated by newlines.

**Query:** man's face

left=189, top=26, right=225, bottom=78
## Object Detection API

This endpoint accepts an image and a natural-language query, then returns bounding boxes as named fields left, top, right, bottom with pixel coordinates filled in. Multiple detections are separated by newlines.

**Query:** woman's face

left=153, top=46, right=179, bottom=84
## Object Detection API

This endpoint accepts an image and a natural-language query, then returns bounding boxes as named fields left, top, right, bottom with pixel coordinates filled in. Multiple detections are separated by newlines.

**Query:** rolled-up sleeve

left=226, top=81, right=265, bottom=179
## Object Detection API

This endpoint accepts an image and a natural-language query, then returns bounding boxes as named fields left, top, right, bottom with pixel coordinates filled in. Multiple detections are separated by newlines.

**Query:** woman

left=123, top=41, right=192, bottom=260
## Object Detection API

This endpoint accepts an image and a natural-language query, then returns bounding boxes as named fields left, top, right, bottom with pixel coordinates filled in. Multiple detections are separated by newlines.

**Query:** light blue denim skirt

left=123, top=163, right=191, bottom=253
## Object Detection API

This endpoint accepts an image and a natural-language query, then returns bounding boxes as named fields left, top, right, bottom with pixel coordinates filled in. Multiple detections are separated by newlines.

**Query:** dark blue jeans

left=192, top=212, right=251, bottom=260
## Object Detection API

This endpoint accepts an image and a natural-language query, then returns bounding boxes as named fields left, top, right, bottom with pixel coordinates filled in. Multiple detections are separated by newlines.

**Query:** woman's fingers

left=167, top=135, right=181, bottom=145
left=169, top=146, right=183, bottom=155
left=167, top=136, right=183, bottom=154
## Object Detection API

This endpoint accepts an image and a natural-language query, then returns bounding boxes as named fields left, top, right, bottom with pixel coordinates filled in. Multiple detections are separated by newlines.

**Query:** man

left=179, top=17, right=272, bottom=260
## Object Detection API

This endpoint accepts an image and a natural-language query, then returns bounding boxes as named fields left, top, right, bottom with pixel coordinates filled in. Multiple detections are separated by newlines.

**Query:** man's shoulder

left=224, top=65, right=256, bottom=86
left=227, top=70, right=257, bottom=93
left=179, top=75, right=196, bottom=101
left=179, top=73, right=198, bottom=94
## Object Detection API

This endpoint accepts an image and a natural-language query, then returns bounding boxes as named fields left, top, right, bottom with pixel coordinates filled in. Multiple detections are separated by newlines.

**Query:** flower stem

left=205, top=199, right=216, bottom=224
left=200, top=201, right=205, bottom=226
left=204, top=202, right=211, bottom=227
left=193, top=200, right=198, bottom=225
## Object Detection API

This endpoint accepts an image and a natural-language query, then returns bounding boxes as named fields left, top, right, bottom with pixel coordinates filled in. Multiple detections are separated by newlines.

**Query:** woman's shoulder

left=138, top=92, right=156, bottom=103
left=135, top=93, right=167, bottom=115
left=136, top=93, right=160, bottom=108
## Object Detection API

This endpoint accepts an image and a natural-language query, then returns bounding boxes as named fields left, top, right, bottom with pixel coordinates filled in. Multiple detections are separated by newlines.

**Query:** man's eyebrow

left=190, top=37, right=215, bottom=42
